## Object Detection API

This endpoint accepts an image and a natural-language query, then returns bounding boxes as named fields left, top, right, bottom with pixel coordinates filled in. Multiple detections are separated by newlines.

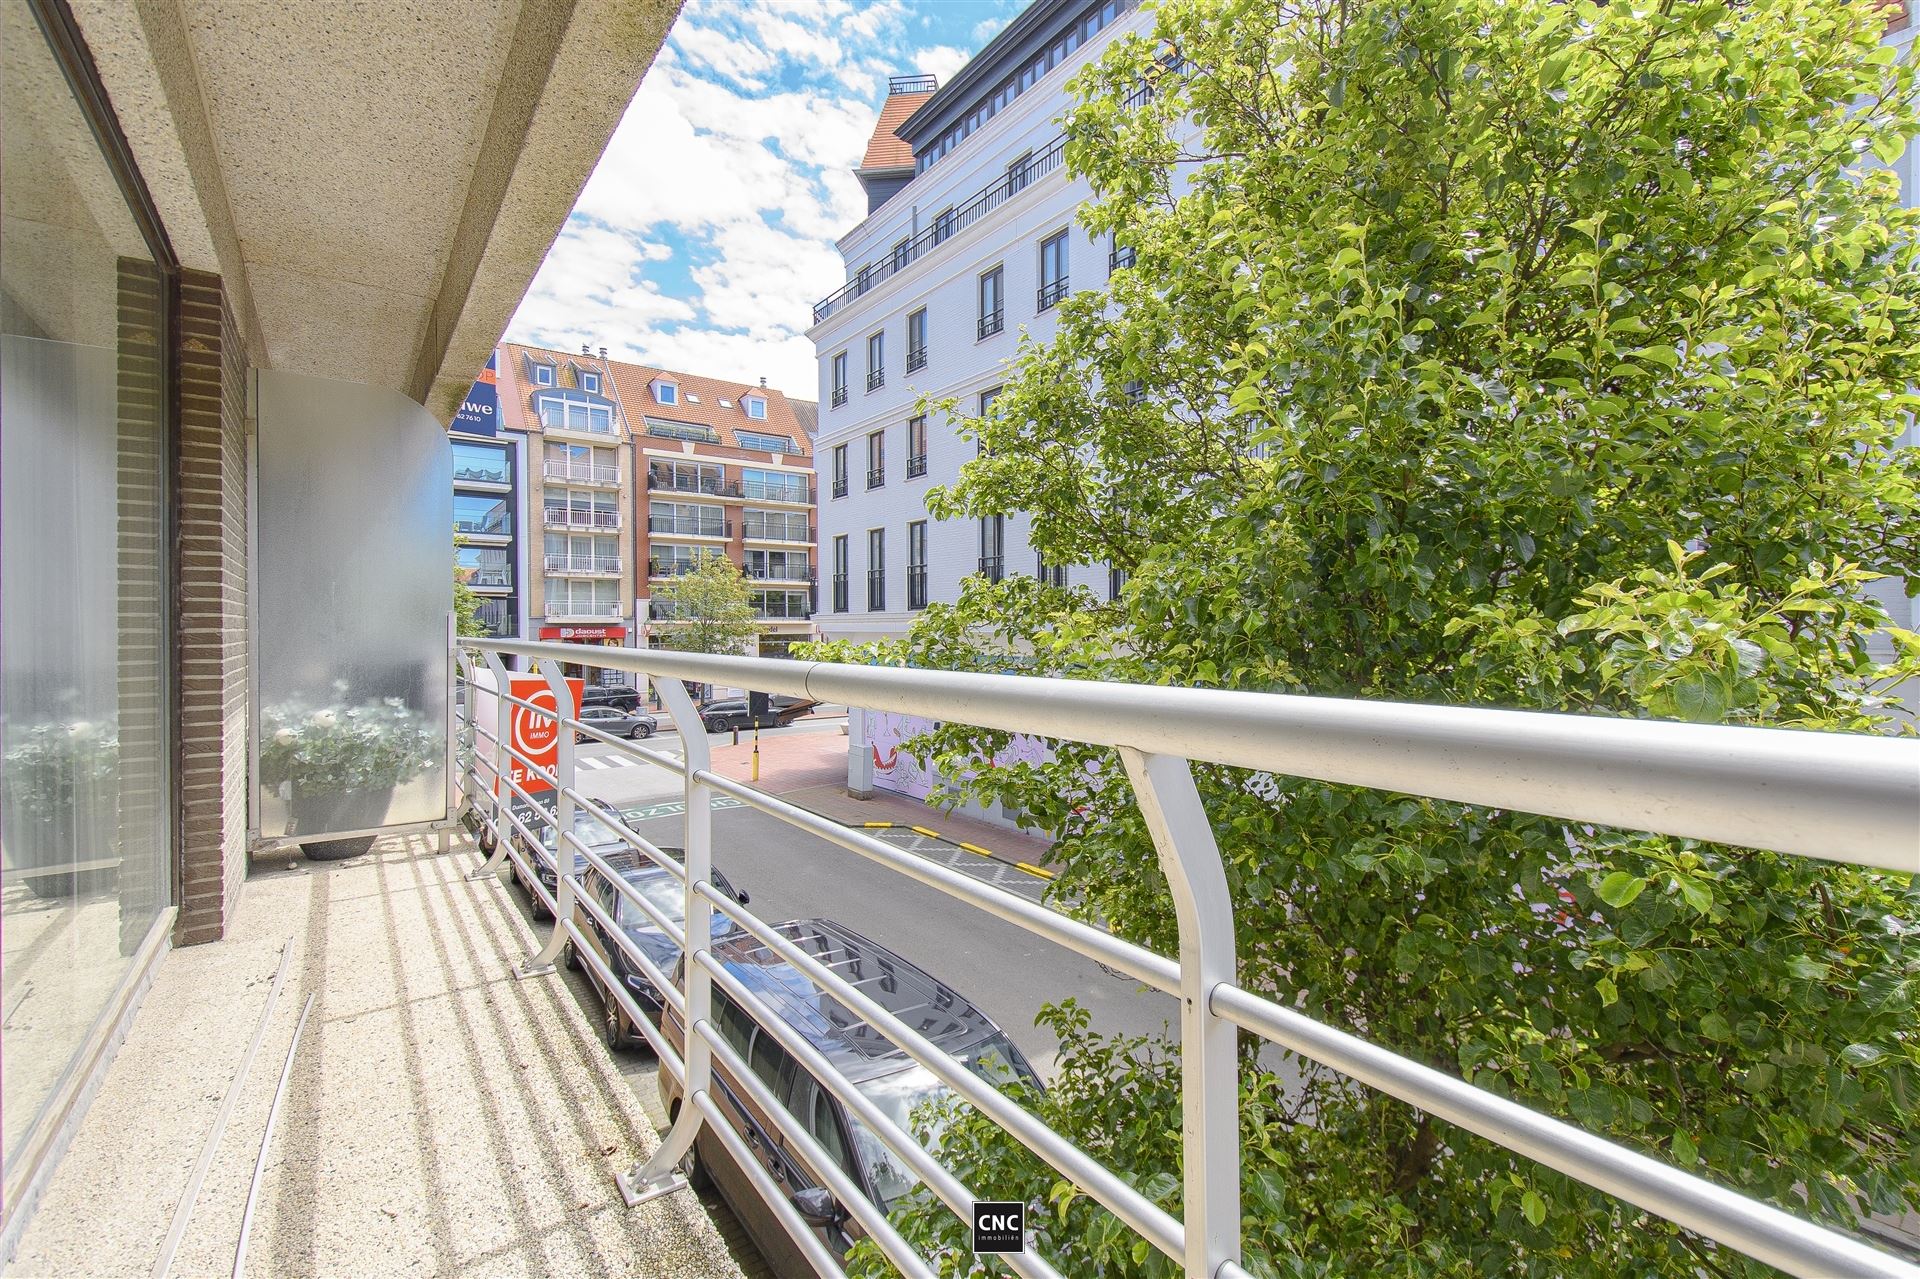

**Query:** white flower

left=310, top=710, right=338, bottom=728
left=274, top=728, right=296, bottom=746
left=66, top=721, right=94, bottom=737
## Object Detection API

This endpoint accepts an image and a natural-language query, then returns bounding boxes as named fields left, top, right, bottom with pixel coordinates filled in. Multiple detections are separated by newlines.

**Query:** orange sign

left=503, top=674, right=583, bottom=795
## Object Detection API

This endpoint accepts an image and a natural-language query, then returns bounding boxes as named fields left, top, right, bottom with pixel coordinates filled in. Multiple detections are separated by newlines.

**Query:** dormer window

left=744, top=396, right=767, bottom=421
left=581, top=371, right=601, bottom=394
left=654, top=380, right=678, bottom=406
left=533, top=363, right=555, bottom=387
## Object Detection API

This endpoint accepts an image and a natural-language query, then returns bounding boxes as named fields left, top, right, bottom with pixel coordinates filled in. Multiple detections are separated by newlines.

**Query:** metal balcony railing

left=455, top=519, right=512, bottom=538
left=865, top=568, right=886, bottom=611
left=540, top=600, right=621, bottom=620
left=1109, top=245, right=1136, bottom=271
left=455, top=640, right=1920, bottom=1279
left=648, top=559, right=721, bottom=578
left=831, top=572, right=848, bottom=612
left=1037, top=277, right=1069, bottom=311
left=977, top=554, right=1003, bottom=582
left=648, top=516, right=730, bottom=538
left=543, top=510, right=620, bottom=530
left=866, top=466, right=885, bottom=489
left=906, top=346, right=927, bottom=374
left=752, top=597, right=813, bottom=620
left=866, top=368, right=885, bottom=392
left=740, top=478, right=812, bottom=505
left=977, top=308, right=1004, bottom=340
left=906, top=453, right=928, bottom=479
left=462, top=568, right=512, bottom=588
left=542, top=555, right=619, bottom=576
left=648, top=469, right=739, bottom=498
left=545, top=461, right=620, bottom=485
left=907, top=563, right=927, bottom=609
left=831, top=386, right=848, bottom=408
left=744, top=564, right=815, bottom=583
left=832, top=475, right=848, bottom=499
left=741, top=520, right=813, bottom=544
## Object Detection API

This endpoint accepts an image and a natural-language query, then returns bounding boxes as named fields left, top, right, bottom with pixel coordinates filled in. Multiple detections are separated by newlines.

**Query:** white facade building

left=809, top=0, right=1150, bottom=644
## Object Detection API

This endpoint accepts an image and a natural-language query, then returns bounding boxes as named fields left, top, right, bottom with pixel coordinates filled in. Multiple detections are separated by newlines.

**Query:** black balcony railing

left=454, top=519, right=512, bottom=538
left=831, top=572, right=848, bottom=612
left=889, top=73, right=937, bottom=94
left=906, top=346, right=927, bottom=374
left=1109, top=245, right=1136, bottom=271
left=866, top=467, right=885, bottom=489
left=907, top=564, right=927, bottom=610
left=745, top=565, right=815, bottom=583
left=813, top=133, right=1068, bottom=323
left=649, top=516, right=730, bottom=537
left=831, top=385, right=848, bottom=408
left=648, top=468, right=740, bottom=498
left=832, top=476, right=848, bottom=499
left=866, top=569, right=886, bottom=611
left=978, top=555, right=1003, bottom=582
left=1038, top=278, right=1070, bottom=311
left=978, top=309, right=1004, bottom=340
left=906, top=453, right=927, bottom=479
left=866, top=368, right=885, bottom=392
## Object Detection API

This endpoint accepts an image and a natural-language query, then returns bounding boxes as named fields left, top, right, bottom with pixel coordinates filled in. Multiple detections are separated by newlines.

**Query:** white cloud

left=914, top=44, right=972, bottom=84
left=973, top=13, right=1011, bottom=43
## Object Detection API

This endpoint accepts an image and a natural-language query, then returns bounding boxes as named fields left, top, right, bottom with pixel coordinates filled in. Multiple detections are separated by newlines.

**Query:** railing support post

left=520, top=657, right=576, bottom=977
left=619, top=671, right=711, bottom=1207
left=1120, top=748, right=1241, bottom=1279
left=467, top=650, right=515, bottom=881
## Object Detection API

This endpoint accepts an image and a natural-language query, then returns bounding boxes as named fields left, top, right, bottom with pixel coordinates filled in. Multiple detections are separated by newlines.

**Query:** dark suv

left=567, top=846, right=749, bottom=1051
left=659, top=919, right=1041, bottom=1275
left=698, top=695, right=817, bottom=733
left=582, top=684, right=642, bottom=713
left=509, top=797, right=627, bottom=920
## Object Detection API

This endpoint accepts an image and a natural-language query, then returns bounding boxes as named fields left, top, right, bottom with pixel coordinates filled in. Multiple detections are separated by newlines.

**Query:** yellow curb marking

left=861, top=821, right=895, bottom=829
left=955, top=841, right=993, bottom=857
left=909, top=825, right=942, bottom=838
left=1014, top=862, right=1055, bottom=880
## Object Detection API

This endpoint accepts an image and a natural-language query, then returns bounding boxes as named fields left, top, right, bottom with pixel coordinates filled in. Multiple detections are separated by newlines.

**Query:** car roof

left=711, top=918, right=1006, bottom=1084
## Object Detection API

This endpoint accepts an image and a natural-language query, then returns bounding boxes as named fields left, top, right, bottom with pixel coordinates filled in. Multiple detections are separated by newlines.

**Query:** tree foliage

left=827, top=0, right=1920, bottom=1274
left=453, top=531, right=487, bottom=639
left=652, top=554, right=761, bottom=655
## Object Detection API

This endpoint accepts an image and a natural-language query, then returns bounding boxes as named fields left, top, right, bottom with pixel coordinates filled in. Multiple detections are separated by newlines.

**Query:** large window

left=743, top=509, right=810, bottom=542
left=908, top=521, right=928, bottom=609
left=457, top=544, right=512, bottom=588
left=746, top=549, right=811, bottom=582
left=866, top=331, right=885, bottom=392
left=832, top=444, right=849, bottom=498
left=1038, top=229, right=1070, bottom=310
left=544, top=533, right=617, bottom=575
left=650, top=460, right=724, bottom=495
left=906, top=308, right=928, bottom=373
left=3, top=11, right=175, bottom=1179
left=737, top=430, right=794, bottom=453
left=978, top=515, right=1005, bottom=580
left=651, top=544, right=726, bottom=576
left=978, top=266, right=1004, bottom=339
left=544, top=576, right=619, bottom=617
left=867, top=529, right=886, bottom=610
left=867, top=429, right=886, bottom=489
left=742, top=468, right=808, bottom=504
left=907, top=415, right=928, bottom=478
left=454, top=492, right=512, bottom=536
left=452, top=439, right=509, bottom=484
left=831, top=352, right=848, bottom=407
left=532, top=389, right=614, bottom=434
left=544, top=440, right=615, bottom=484
left=649, top=501, right=726, bottom=537
left=544, top=488, right=617, bottom=529
left=832, top=535, right=849, bottom=612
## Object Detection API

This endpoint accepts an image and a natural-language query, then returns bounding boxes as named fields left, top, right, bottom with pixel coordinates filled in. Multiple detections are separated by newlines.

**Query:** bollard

left=752, top=726, right=761, bottom=782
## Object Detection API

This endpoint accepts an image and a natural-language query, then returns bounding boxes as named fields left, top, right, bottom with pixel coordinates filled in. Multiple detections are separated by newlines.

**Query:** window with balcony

left=1123, top=378, right=1146, bottom=405
left=832, top=534, right=849, bottom=612
left=545, top=488, right=618, bottom=530
left=866, top=331, right=885, bottom=392
left=1007, top=150, right=1032, bottom=194
left=978, top=266, right=1004, bottom=339
left=867, top=528, right=886, bottom=610
left=543, top=575, right=618, bottom=618
left=651, top=543, right=727, bottom=577
left=1109, top=231, right=1135, bottom=272
left=1109, top=564, right=1128, bottom=601
left=906, top=415, right=928, bottom=478
left=751, top=590, right=812, bottom=620
left=1038, top=229, right=1070, bottom=311
left=978, top=514, right=1004, bottom=581
left=736, top=430, right=794, bottom=453
left=454, top=492, right=512, bottom=537
left=908, top=520, right=928, bottom=609
left=906, top=308, right=928, bottom=373
left=650, top=460, right=726, bottom=495
left=533, top=389, right=614, bottom=433
left=743, top=468, right=809, bottom=504
left=456, top=544, right=512, bottom=589
left=866, top=429, right=886, bottom=489
left=644, top=417, right=719, bottom=444
left=544, top=441, right=617, bottom=484
left=932, top=205, right=954, bottom=243
left=891, top=237, right=910, bottom=269
left=831, top=445, right=849, bottom=499
left=452, top=440, right=510, bottom=485
left=746, top=549, right=811, bottom=582
left=831, top=351, right=848, bottom=407
left=544, top=533, right=619, bottom=576
left=743, top=509, right=810, bottom=542
left=1036, top=552, right=1067, bottom=587
left=649, top=501, right=727, bottom=538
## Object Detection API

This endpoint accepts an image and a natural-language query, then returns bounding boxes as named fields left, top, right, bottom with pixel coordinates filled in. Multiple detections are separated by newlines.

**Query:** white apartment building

left=809, top=0, right=1150, bottom=644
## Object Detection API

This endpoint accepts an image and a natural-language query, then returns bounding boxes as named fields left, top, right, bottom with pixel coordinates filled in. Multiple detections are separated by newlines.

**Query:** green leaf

left=1700, top=1012, right=1734, bottom=1042
left=1521, top=1190, right=1547, bottom=1227
left=1675, top=876, right=1714, bottom=915
left=1597, top=872, right=1646, bottom=908
left=1670, top=1130, right=1698, bottom=1165
left=1841, top=1043, right=1886, bottom=1068
left=1595, top=976, right=1619, bottom=1007
left=1786, top=955, right=1830, bottom=981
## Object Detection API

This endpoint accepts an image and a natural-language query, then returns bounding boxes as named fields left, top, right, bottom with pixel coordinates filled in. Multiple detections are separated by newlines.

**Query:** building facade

left=450, top=352, right=527, bottom=638
left=808, top=0, right=1147, bottom=646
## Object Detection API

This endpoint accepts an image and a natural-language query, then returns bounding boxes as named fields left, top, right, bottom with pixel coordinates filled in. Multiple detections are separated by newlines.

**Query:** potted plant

left=2, top=721, right=119, bottom=898
left=260, top=687, right=438, bottom=860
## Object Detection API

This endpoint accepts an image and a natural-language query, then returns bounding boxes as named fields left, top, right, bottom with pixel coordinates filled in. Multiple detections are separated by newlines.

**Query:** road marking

left=618, top=797, right=746, bottom=822
left=579, top=757, right=607, bottom=770
left=908, top=825, right=942, bottom=838
left=861, top=821, right=895, bottom=829
left=956, top=841, right=992, bottom=857
left=1014, top=862, right=1055, bottom=880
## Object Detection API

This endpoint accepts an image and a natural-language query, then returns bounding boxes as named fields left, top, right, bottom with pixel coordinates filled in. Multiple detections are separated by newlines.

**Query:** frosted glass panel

left=256, top=370, right=451, bottom=839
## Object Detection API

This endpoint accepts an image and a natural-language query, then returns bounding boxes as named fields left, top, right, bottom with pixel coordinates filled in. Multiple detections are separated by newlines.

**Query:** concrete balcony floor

left=11, top=832, right=739, bottom=1278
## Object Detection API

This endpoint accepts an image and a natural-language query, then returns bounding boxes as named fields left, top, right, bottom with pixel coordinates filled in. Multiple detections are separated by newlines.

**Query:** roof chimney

left=581, top=343, right=591, bottom=355
left=759, top=376, right=767, bottom=388
left=599, top=346, right=608, bottom=359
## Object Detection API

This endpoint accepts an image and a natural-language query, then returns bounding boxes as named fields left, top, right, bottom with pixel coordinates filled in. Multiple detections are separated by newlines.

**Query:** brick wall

left=175, top=269, right=250, bottom=945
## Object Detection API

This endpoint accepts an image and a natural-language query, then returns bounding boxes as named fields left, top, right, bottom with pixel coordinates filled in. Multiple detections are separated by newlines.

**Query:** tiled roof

left=495, top=341, right=812, bottom=458
left=859, top=90, right=932, bottom=172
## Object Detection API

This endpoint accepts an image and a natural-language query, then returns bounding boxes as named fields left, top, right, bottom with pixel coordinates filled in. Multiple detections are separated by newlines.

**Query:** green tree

left=652, top=554, right=760, bottom=655
left=830, top=0, right=1920, bottom=1274
left=453, top=531, right=486, bottom=638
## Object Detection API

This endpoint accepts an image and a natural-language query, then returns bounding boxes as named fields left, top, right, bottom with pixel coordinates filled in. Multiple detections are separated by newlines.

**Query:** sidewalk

left=703, top=729, right=1057, bottom=870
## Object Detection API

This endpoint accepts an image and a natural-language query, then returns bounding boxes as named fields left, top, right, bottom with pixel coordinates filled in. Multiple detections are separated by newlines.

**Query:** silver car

left=574, top=704, right=658, bottom=741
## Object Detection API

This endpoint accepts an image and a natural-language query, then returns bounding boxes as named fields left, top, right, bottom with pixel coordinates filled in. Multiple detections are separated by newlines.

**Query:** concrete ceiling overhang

left=69, top=0, right=678, bottom=424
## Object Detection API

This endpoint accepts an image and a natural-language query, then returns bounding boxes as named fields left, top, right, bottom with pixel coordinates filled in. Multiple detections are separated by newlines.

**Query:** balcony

left=752, top=596, right=813, bottom=620
left=739, top=478, right=812, bottom=505
left=645, top=419, right=719, bottom=444
left=866, top=467, right=885, bottom=490
left=1110, top=245, right=1137, bottom=271
left=830, top=385, right=847, bottom=408
left=977, top=554, right=1004, bottom=581
left=648, top=516, right=731, bottom=539
left=906, top=346, right=927, bottom=374
left=543, top=509, right=620, bottom=531
left=866, top=368, right=884, bottom=392
left=740, top=521, right=813, bottom=544
left=831, top=572, right=848, bottom=612
left=906, top=453, right=927, bottom=479
left=831, top=475, right=848, bottom=499
left=463, top=568, right=512, bottom=588
left=907, top=563, right=927, bottom=609
left=545, top=599, right=623, bottom=619
left=977, top=309, right=1004, bottom=340
left=543, top=554, right=619, bottom=576
left=454, top=518, right=512, bottom=540
left=544, top=461, right=620, bottom=486
left=647, top=468, right=740, bottom=498
left=453, top=464, right=510, bottom=486
left=745, top=564, right=815, bottom=583
left=1038, top=277, right=1070, bottom=311
left=865, top=568, right=886, bottom=611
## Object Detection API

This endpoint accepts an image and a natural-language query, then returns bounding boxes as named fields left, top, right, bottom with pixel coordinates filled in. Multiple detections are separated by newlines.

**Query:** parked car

left=566, top=846, right=750, bottom=1050
left=698, top=694, right=817, bottom=733
left=582, top=684, right=642, bottom=712
left=509, top=796, right=628, bottom=920
left=575, top=704, right=657, bottom=741
left=659, top=918, right=1042, bottom=1275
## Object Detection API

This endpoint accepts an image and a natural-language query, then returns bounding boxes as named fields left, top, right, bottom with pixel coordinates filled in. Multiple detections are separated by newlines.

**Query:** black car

left=566, top=847, right=749, bottom=1050
left=582, top=684, right=643, bottom=712
left=659, top=919, right=1041, bottom=1276
left=698, top=694, right=817, bottom=733
left=509, top=797, right=629, bottom=920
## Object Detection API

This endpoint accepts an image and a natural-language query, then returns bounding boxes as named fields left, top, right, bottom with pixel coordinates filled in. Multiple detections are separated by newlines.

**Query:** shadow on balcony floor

left=10, top=831, right=740, bottom=1279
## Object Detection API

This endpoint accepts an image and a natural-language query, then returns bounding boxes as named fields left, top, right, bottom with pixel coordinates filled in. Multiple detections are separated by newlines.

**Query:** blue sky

left=504, top=0, right=1022, bottom=401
